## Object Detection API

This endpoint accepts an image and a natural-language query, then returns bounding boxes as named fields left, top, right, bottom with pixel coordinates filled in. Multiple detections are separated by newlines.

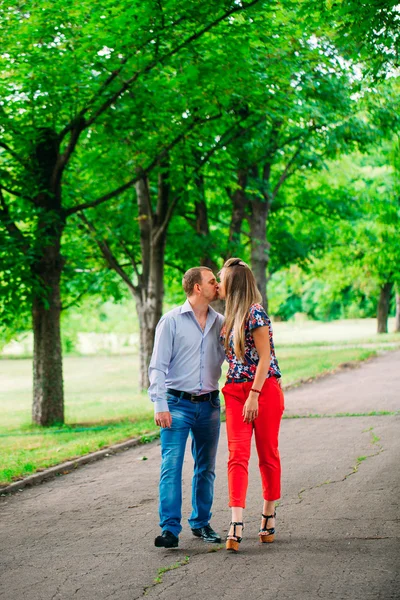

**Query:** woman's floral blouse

left=220, top=303, right=281, bottom=381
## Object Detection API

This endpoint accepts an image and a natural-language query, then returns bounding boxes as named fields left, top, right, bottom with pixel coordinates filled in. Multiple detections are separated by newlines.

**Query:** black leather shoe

left=154, top=530, right=179, bottom=548
left=191, top=524, right=221, bottom=543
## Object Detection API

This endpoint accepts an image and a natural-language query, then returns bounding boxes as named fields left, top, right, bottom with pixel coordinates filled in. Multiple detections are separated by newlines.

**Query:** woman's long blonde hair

left=222, top=258, right=262, bottom=361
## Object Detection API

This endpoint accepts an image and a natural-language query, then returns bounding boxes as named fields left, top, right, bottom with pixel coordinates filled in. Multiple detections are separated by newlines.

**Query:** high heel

left=226, top=521, right=244, bottom=552
left=259, top=511, right=276, bottom=543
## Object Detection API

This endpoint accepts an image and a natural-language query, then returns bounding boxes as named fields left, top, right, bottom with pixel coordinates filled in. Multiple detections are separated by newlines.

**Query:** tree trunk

left=136, top=300, right=157, bottom=392
left=134, top=166, right=171, bottom=390
left=32, top=242, right=64, bottom=425
left=84, top=167, right=171, bottom=393
left=194, top=173, right=225, bottom=314
left=135, top=232, right=166, bottom=390
left=249, top=204, right=269, bottom=310
left=227, top=168, right=247, bottom=258
left=248, top=165, right=270, bottom=310
left=395, top=291, right=400, bottom=333
left=31, top=128, right=65, bottom=425
left=377, top=282, right=393, bottom=334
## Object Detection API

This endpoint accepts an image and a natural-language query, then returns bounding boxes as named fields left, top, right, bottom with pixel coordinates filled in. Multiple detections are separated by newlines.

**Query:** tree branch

left=155, top=156, right=170, bottom=223
left=0, top=189, right=31, bottom=252
left=278, top=124, right=318, bottom=151
left=194, top=115, right=265, bottom=174
left=104, top=223, right=142, bottom=284
left=0, top=105, right=20, bottom=135
left=55, top=120, right=86, bottom=180
left=0, top=174, right=40, bottom=206
left=77, top=212, right=139, bottom=294
left=164, top=260, right=186, bottom=274
left=0, top=141, right=28, bottom=169
left=183, top=209, right=251, bottom=239
left=62, top=0, right=261, bottom=132
left=275, top=202, right=343, bottom=221
left=181, top=212, right=197, bottom=229
left=152, top=191, right=182, bottom=247
left=58, top=19, right=191, bottom=139
left=65, top=112, right=222, bottom=216
left=0, top=183, right=28, bottom=200
left=61, top=273, right=109, bottom=311
left=272, top=148, right=301, bottom=199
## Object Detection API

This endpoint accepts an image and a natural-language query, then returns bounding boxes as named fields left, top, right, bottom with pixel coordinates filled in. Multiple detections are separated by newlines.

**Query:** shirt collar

left=180, top=299, right=218, bottom=323
left=180, top=299, right=194, bottom=314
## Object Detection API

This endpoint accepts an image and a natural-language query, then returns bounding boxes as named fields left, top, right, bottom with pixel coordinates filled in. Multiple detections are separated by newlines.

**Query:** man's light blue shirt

left=148, top=299, right=225, bottom=413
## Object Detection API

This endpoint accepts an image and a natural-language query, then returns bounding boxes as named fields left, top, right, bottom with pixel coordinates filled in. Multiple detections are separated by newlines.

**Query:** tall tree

left=274, top=146, right=400, bottom=330
left=0, top=0, right=261, bottom=424
left=207, top=25, right=371, bottom=306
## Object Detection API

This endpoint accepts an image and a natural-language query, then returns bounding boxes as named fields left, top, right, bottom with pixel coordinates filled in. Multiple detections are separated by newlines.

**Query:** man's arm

left=148, top=316, right=175, bottom=428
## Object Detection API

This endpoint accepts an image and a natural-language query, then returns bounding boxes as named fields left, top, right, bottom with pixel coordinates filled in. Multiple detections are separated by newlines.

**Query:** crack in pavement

left=50, top=574, right=70, bottom=600
left=140, top=545, right=224, bottom=598
left=142, top=556, right=190, bottom=597
left=295, top=428, right=384, bottom=504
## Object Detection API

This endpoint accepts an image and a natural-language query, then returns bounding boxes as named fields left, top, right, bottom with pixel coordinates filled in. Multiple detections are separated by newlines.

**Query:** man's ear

left=194, top=282, right=201, bottom=294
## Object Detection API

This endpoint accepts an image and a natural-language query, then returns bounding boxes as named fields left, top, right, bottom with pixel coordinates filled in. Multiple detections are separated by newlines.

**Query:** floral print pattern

left=220, top=303, right=281, bottom=381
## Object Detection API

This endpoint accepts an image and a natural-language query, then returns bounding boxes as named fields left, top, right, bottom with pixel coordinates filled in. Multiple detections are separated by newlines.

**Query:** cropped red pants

left=222, top=377, right=284, bottom=508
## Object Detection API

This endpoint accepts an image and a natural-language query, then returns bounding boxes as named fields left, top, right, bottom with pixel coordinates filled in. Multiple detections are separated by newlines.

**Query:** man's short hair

left=182, top=267, right=213, bottom=296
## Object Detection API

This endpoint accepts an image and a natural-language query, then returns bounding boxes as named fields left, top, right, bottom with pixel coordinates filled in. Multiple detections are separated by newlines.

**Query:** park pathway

left=1, top=351, right=399, bottom=600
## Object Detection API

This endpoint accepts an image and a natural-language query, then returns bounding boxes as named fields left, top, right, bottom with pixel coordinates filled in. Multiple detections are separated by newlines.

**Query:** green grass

left=272, top=318, right=400, bottom=346
left=276, top=335, right=400, bottom=348
left=143, top=557, right=190, bottom=594
left=277, top=346, right=377, bottom=385
left=0, top=344, right=387, bottom=487
left=154, top=557, right=190, bottom=584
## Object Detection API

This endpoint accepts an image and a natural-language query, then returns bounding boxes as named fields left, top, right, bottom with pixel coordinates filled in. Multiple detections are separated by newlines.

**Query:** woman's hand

left=242, top=391, right=259, bottom=423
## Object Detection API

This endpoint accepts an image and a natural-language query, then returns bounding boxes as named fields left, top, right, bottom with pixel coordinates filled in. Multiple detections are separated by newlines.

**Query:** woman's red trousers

left=222, top=377, right=284, bottom=508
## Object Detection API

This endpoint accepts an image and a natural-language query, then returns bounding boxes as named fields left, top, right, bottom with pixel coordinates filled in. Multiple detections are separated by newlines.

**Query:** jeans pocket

left=167, top=395, right=180, bottom=406
left=210, top=395, right=221, bottom=409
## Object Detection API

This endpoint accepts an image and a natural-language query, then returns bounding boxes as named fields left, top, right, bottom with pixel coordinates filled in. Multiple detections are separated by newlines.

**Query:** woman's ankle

left=262, top=500, right=276, bottom=516
left=231, top=506, right=243, bottom=523
left=228, top=506, right=244, bottom=539
left=227, top=522, right=243, bottom=539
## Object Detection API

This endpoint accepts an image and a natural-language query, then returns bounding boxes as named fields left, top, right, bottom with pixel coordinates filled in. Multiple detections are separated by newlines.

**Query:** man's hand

left=155, top=411, right=172, bottom=428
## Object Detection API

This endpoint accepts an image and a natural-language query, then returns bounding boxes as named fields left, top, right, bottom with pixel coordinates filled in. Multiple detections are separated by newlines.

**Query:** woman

left=218, top=258, right=284, bottom=552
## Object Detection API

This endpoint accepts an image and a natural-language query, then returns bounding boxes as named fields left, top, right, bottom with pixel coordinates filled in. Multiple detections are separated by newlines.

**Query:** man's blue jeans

left=159, top=392, right=221, bottom=538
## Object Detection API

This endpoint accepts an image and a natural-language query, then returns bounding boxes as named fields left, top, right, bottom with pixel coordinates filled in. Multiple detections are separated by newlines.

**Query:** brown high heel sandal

left=226, top=521, right=244, bottom=553
left=259, top=511, right=276, bottom=543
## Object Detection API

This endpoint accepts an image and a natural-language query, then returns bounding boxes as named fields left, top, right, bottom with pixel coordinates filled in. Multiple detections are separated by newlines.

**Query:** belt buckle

left=191, top=393, right=209, bottom=403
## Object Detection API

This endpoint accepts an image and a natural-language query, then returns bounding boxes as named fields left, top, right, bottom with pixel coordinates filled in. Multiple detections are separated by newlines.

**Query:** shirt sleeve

left=248, top=304, right=271, bottom=331
left=148, top=315, right=175, bottom=413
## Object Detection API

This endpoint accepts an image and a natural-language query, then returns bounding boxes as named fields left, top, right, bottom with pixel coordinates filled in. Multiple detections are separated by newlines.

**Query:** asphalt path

left=1, top=351, right=399, bottom=600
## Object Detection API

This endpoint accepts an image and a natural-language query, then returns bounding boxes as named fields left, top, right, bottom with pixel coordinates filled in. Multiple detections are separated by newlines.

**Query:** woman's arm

left=242, top=325, right=271, bottom=423
left=252, top=326, right=271, bottom=389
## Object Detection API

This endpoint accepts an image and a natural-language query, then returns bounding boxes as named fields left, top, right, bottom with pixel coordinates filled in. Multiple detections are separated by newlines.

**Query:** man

left=148, top=267, right=225, bottom=548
